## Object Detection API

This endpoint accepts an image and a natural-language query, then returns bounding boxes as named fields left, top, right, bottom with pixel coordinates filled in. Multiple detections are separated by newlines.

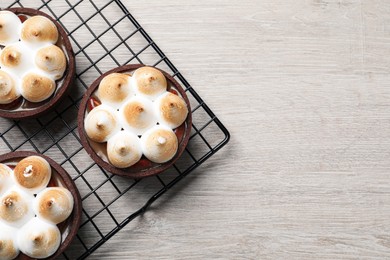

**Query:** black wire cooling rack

left=1, top=0, right=230, bottom=259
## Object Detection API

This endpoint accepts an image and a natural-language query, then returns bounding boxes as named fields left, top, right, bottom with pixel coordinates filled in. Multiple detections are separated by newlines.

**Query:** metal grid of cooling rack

left=0, top=0, right=230, bottom=259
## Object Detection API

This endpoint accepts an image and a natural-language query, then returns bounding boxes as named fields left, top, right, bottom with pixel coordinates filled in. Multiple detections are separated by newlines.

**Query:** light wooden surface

left=2, top=0, right=390, bottom=259
left=86, top=0, right=390, bottom=259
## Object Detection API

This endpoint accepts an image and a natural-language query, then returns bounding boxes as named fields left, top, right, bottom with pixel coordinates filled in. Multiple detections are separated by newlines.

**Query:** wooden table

left=2, top=0, right=390, bottom=259
left=97, top=1, right=390, bottom=259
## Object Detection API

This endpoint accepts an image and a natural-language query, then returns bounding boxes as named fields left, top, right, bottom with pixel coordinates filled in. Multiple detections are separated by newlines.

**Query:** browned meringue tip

left=133, top=66, right=167, bottom=99
left=0, top=70, right=19, bottom=105
left=0, top=45, right=22, bottom=68
left=156, top=92, right=189, bottom=129
left=0, top=223, right=19, bottom=260
left=84, top=105, right=120, bottom=143
left=17, top=218, right=61, bottom=259
left=0, top=239, right=19, bottom=260
left=120, top=96, right=157, bottom=135
left=0, top=163, right=12, bottom=194
left=13, top=155, right=51, bottom=193
left=21, top=73, right=56, bottom=103
left=98, top=73, right=131, bottom=107
left=35, top=45, right=66, bottom=80
left=0, top=10, right=22, bottom=45
left=34, top=187, right=74, bottom=224
left=0, top=188, right=34, bottom=227
left=107, top=131, right=142, bottom=168
left=141, top=125, right=178, bottom=163
left=20, top=15, right=58, bottom=44
left=0, top=163, right=12, bottom=176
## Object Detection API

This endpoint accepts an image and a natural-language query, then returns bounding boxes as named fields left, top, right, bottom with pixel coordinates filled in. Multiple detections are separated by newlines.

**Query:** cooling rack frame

left=1, top=0, right=230, bottom=258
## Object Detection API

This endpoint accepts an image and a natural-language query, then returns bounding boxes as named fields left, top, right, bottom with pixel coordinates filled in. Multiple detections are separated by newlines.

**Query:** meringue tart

left=0, top=151, right=82, bottom=260
left=0, top=8, right=75, bottom=119
left=78, top=64, right=192, bottom=178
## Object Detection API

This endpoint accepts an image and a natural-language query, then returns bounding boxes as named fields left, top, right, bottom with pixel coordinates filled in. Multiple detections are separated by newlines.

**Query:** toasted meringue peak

left=21, top=72, right=56, bottom=103
left=0, top=11, right=22, bottom=45
left=20, top=15, right=58, bottom=44
left=0, top=163, right=13, bottom=196
left=0, top=42, right=36, bottom=79
left=140, top=125, right=178, bottom=163
left=119, top=96, right=158, bottom=135
left=0, top=44, right=22, bottom=68
left=107, top=131, right=142, bottom=168
left=132, top=66, right=167, bottom=100
left=17, top=217, right=61, bottom=259
left=13, top=156, right=51, bottom=194
left=0, top=70, right=19, bottom=105
left=155, top=92, right=188, bottom=129
left=85, top=104, right=120, bottom=143
left=98, top=73, right=132, bottom=109
left=35, top=45, right=66, bottom=80
left=34, top=187, right=74, bottom=225
left=0, top=222, right=19, bottom=260
left=0, top=187, right=34, bottom=227
left=0, top=163, right=12, bottom=175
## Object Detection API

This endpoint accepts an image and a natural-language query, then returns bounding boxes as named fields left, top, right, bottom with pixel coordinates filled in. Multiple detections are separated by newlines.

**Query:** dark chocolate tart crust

left=0, top=8, right=75, bottom=119
left=78, top=64, right=192, bottom=179
left=0, top=151, right=82, bottom=260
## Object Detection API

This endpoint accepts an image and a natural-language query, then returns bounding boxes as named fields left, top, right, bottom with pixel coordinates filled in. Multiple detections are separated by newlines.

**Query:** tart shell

left=0, top=151, right=82, bottom=260
left=78, top=64, right=192, bottom=178
left=0, top=8, right=75, bottom=119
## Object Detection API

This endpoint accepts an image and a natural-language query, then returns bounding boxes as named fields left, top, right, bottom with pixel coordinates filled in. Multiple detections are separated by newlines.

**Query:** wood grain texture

left=81, top=0, right=390, bottom=259
left=2, top=0, right=390, bottom=259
